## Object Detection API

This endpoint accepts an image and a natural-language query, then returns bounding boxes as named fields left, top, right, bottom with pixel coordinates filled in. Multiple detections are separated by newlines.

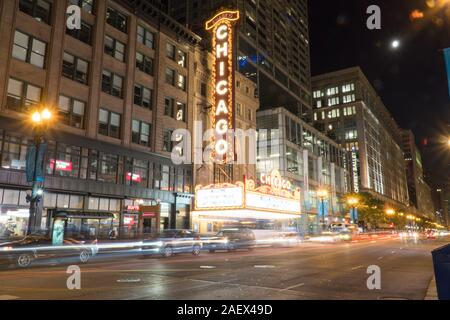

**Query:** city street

left=0, top=237, right=446, bottom=300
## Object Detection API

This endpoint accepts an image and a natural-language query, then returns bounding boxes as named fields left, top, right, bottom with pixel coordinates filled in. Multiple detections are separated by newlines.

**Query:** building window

left=106, top=7, right=127, bottom=33
left=176, top=102, right=186, bottom=122
left=125, top=158, right=148, bottom=187
left=177, top=50, right=187, bottom=67
left=200, top=82, right=207, bottom=97
left=12, top=30, right=47, bottom=68
left=97, top=153, right=118, bottom=183
left=327, top=108, right=340, bottom=119
left=236, top=103, right=242, bottom=116
left=58, top=95, right=85, bottom=129
left=163, top=129, right=174, bottom=152
left=19, top=0, right=52, bottom=24
left=66, top=21, right=92, bottom=44
left=247, top=109, right=252, bottom=121
left=98, top=109, right=121, bottom=139
left=166, top=43, right=176, bottom=60
left=315, top=100, right=322, bottom=108
left=104, top=35, right=125, bottom=62
left=326, top=87, right=339, bottom=96
left=313, top=90, right=324, bottom=98
left=132, top=120, right=151, bottom=147
left=102, top=70, right=123, bottom=98
left=343, top=106, right=357, bottom=116
left=345, top=130, right=358, bottom=140
left=327, top=97, right=339, bottom=107
left=136, top=52, right=153, bottom=75
left=62, top=52, right=89, bottom=84
left=6, top=78, right=41, bottom=113
left=177, top=74, right=186, bottom=91
left=164, top=97, right=175, bottom=117
left=137, top=25, right=154, bottom=49
left=165, top=68, right=175, bottom=86
left=1, top=135, right=29, bottom=170
left=134, top=84, right=152, bottom=109
left=342, top=83, right=355, bottom=93
left=68, top=0, right=94, bottom=14
left=343, top=94, right=356, bottom=104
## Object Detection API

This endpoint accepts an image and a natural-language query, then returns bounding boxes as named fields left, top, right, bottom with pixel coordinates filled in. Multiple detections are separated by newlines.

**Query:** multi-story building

left=311, top=67, right=409, bottom=209
left=0, top=0, right=206, bottom=238
left=257, top=107, right=350, bottom=234
left=400, top=129, right=435, bottom=219
left=434, top=188, right=450, bottom=227
left=192, top=49, right=260, bottom=187
left=165, top=0, right=312, bottom=120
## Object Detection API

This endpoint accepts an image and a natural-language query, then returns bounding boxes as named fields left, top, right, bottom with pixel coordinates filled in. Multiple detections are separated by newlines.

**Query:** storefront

left=192, top=173, right=301, bottom=234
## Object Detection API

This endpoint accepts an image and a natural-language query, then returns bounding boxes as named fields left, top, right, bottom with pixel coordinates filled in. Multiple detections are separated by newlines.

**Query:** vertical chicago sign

left=206, top=10, right=240, bottom=164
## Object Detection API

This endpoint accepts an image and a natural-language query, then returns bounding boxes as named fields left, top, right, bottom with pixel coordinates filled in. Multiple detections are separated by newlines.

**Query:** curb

left=424, top=276, right=438, bottom=300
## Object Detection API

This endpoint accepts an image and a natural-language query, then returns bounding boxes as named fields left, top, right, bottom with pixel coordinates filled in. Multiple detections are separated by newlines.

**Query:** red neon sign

left=126, top=172, right=142, bottom=183
left=50, top=159, right=73, bottom=172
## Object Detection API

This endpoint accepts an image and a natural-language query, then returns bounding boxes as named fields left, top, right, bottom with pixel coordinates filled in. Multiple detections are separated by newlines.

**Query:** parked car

left=207, top=228, right=256, bottom=252
left=0, top=234, right=97, bottom=269
left=142, top=229, right=202, bottom=258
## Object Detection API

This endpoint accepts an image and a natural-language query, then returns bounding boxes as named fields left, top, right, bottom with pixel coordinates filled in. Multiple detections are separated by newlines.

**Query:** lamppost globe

left=41, top=108, right=52, bottom=120
left=386, top=209, right=395, bottom=216
left=31, top=111, right=42, bottom=123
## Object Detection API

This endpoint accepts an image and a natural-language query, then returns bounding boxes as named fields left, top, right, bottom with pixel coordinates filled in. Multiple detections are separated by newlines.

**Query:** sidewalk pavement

left=425, top=276, right=438, bottom=300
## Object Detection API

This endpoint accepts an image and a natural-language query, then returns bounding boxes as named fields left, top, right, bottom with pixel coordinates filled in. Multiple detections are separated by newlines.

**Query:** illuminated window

left=343, top=94, right=355, bottom=104
left=328, top=97, right=339, bottom=106
left=313, top=90, right=324, bottom=98
left=342, top=83, right=355, bottom=93
left=176, top=102, right=186, bottom=122
left=177, top=50, right=187, bottom=68
left=326, top=87, right=339, bottom=96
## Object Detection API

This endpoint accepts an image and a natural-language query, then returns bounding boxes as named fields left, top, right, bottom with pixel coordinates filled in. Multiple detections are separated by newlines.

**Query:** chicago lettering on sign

left=205, top=11, right=240, bottom=163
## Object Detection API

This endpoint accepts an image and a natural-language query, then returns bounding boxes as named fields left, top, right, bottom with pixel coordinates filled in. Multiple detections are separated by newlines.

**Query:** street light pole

left=26, top=109, right=51, bottom=235
left=317, top=188, right=329, bottom=233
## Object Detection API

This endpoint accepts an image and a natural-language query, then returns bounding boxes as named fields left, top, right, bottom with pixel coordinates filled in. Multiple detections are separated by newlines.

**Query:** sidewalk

left=425, top=276, right=438, bottom=300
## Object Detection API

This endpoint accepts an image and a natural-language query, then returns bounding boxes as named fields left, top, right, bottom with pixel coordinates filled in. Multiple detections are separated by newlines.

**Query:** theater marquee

left=205, top=10, right=240, bottom=164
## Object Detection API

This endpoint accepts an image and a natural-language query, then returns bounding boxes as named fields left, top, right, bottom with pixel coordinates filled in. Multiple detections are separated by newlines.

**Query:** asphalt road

left=0, top=237, right=447, bottom=300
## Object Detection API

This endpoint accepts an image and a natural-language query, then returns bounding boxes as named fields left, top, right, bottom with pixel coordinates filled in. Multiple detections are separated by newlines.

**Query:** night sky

left=309, top=0, right=450, bottom=188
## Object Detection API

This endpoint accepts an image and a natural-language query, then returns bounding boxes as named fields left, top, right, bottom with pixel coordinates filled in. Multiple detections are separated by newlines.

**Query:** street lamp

left=385, top=208, right=396, bottom=216
left=27, top=108, right=52, bottom=235
left=347, top=196, right=359, bottom=225
left=317, top=188, right=329, bottom=232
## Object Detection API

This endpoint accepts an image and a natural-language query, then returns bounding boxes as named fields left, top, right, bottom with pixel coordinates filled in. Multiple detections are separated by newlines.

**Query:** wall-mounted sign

left=351, top=151, right=359, bottom=193
left=195, top=185, right=244, bottom=210
left=246, top=192, right=301, bottom=215
left=206, top=10, right=240, bottom=163
left=260, top=170, right=292, bottom=192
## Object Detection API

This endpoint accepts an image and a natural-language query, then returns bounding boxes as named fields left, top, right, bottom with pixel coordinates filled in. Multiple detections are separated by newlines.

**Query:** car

left=0, top=234, right=97, bottom=269
left=206, top=228, right=256, bottom=252
left=142, top=229, right=202, bottom=258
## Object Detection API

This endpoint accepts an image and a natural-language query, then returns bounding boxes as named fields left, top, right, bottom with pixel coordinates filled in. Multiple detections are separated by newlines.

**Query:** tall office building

left=311, top=67, right=409, bottom=209
left=400, top=129, right=435, bottom=219
left=165, top=0, right=312, bottom=120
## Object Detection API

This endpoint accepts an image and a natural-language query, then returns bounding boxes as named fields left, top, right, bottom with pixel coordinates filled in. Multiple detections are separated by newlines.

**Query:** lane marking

left=116, top=279, right=141, bottom=283
left=351, top=265, right=364, bottom=270
left=0, top=295, right=19, bottom=300
left=254, top=265, right=276, bottom=269
left=279, top=283, right=305, bottom=292
left=200, top=266, right=216, bottom=269
left=378, top=257, right=384, bottom=260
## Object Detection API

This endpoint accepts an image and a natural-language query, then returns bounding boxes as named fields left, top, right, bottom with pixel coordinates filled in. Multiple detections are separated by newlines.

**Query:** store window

left=46, top=143, right=81, bottom=178
left=97, top=152, right=118, bottom=183
left=125, top=157, right=148, bottom=188
left=1, top=135, right=29, bottom=170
